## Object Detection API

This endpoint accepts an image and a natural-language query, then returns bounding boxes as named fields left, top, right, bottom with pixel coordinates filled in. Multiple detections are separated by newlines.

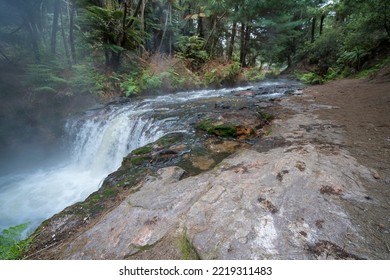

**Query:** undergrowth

left=0, top=223, right=33, bottom=260
left=296, top=54, right=390, bottom=84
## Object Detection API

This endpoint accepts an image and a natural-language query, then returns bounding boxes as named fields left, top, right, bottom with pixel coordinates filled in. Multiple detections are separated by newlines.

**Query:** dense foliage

left=0, top=0, right=388, bottom=93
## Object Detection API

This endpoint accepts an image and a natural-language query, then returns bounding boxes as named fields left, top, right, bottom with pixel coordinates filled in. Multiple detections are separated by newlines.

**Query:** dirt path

left=286, top=77, right=390, bottom=257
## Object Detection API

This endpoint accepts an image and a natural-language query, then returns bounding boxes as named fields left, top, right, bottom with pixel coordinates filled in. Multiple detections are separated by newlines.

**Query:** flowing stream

left=0, top=79, right=301, bottom=235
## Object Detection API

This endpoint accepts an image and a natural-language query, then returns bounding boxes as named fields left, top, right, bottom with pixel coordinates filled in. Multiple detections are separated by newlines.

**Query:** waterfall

left=0, top=104, right=172, bottom=235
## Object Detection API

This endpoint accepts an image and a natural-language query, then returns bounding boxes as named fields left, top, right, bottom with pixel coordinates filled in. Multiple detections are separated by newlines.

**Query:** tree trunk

left=60, top=7, right=72, bottom=67
left=120, top=1, right=128, bottom=47
left=311, top=16, right=316, bottom=43
left=110, top=51, right=121, bottom=70
left=239, top=22, right=246, bottom=67
left=158, top=8, right=169, bottom=53
left=198, top=16, right=204, bottom=38
left=319, top=14, right=325, bottom=36
left=227, top=21, right=237, bottom=61
left=50, top=0, right=60, bottom=55
left=27, top=21, right=40, bottom=62
left=240, top=24, right=250, bottom=67
left=141, top=0, right=146, bottom=35
left=69, top=3, right=76, bottom=62
left=384, top=1, right=390, bottom=38
left=169, top=3, right=172, bottom=56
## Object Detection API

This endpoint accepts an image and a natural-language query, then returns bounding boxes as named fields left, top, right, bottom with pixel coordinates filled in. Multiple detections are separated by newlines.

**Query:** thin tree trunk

left=244, top=25, right=251, bottom=67
left=239, top=23, right=246, bottom=67
left=69, top=4, right=76, bottom=63
left=319, top=14, right=325, bottom=35
left=120, top=1, right=128, bottom=47
left=141, top=0, right=146, bottom=34
left=198, top=16, right=204, bottom=38
left=311, top=16, right=316, bottom=43
left=384, top=1, right=390, bottom=38
left=27, top=21, right=40, bottom=62
left=60, top=7, right=72, bottom=67
left=204, top=12, right=226, bottom=56
left=110, top=52, right=121, bottom=70
left=158, top=8, right=169, bottom=53
left=50, top=0, right=60, bottom=55
left=227, top=21, right=237, bottom=61
left=169, top=3, right=172, bottom=56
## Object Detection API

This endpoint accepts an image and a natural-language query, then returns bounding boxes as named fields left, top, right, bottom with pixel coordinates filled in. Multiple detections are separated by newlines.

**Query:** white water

left=0, top=79, right=300, bottom=235
left=0, top=104, right=172, bottom=234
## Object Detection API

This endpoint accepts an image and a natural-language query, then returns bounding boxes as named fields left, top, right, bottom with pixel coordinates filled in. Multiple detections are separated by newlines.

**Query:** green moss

left=89, top=204, right=105, bottom=217
left=209, top=125, right=237, bottom=137
left=132, top=146, right=152, bottom=155
left=130, top=156, right=151, bottom=166
left=178, top=231, right=200, bottom=260
left=265, top=126, right=273, bottom=136
left=102, top=188, right=117, bottom=198
left=258, top=111, right=274, bottom=123
left=156, top=133, right=184, bottom=147
left=197, top=120, right=237, bottom=137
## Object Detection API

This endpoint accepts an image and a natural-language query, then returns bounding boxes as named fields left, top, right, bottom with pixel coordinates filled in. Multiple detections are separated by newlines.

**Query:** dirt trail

left=285, top=77, right=390, bottom=257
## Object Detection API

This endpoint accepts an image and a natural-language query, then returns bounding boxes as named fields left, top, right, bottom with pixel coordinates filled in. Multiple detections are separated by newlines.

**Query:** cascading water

left=0, top=104, right=175, bottom=235
left=0, top=79, right=301, bottom=236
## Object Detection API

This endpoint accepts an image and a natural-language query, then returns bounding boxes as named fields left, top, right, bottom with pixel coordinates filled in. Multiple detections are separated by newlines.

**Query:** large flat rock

left=57, top=113, right=378, bottom=259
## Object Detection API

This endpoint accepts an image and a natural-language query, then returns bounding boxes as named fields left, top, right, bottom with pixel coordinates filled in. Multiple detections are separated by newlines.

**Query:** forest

left=0, top=0, right=389, bottom=95
left=0, top=0, right=390, bottom=261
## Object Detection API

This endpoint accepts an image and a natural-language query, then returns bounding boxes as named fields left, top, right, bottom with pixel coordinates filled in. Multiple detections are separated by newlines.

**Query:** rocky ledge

left=25, top=86, right=389, bottom=260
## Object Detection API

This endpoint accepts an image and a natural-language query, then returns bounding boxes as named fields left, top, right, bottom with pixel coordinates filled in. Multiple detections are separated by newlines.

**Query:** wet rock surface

left=25, top=79, right=390, bottom=260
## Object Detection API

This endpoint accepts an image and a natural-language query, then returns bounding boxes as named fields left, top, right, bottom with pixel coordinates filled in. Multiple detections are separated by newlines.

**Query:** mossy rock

left=155, top=132, right=185, bottom=148
left=129, top=156, right=152, bottom=166
left=132, top=146, right=153, bottom=155
left=197, top=119, right=237, bottom=138
left=258, top=111, right=274, bottom=124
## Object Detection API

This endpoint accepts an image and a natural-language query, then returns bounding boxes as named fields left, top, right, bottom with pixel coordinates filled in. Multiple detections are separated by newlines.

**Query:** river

left=0, top=79, right=301, bottom=236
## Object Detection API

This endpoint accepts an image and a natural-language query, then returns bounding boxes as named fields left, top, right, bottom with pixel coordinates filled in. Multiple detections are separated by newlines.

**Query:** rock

left=214, top=102, right=231, bottom=109
left=234, top=90, right=256, bottom=97
left=191, top=155, right=215, bottom=170
left=284, top=89, right=295, bottom=95
left=372, top=171, right=381, bottom=180
left=51, top=143, right=376, bottom=259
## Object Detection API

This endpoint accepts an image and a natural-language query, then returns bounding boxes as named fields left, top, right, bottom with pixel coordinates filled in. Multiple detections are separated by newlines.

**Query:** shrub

left=176, top=36, right=209, bottom=70
left=120, top=77, right=140, bottom=97
left=298, top=72, right=324, bottom=85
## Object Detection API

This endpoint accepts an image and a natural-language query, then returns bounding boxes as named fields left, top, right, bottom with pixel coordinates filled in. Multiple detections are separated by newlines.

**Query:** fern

left=0, top=223, right=33, bottom=260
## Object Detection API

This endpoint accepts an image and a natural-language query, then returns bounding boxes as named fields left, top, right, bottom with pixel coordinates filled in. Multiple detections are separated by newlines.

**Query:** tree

left=81, top=1, right=143, bottom=70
